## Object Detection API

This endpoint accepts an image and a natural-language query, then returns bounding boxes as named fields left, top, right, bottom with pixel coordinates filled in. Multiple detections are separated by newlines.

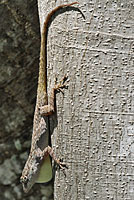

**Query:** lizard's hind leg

left=40, top=75, right=67, bottom=116
left=54, top=75, right=67, bottom=92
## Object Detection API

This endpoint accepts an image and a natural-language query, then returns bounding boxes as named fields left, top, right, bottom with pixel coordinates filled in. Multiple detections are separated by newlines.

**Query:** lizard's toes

left=55, top=75, right=68, bottom=89
left=59, top=162, right=68, bottom=169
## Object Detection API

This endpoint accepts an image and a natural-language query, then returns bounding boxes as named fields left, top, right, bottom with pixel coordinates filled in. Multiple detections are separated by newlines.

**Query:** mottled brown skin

left=20, top=2, right=78, bottom=193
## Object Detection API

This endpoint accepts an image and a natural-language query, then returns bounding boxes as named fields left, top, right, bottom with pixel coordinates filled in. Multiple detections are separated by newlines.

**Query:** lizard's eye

left=24, top=176, right=27, bottom=181
left=20, top=175, right=27, bottom=183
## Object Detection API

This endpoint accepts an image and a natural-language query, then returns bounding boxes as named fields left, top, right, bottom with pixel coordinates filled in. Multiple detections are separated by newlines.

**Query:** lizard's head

left=20, top=174, right=31, bottom=193
left=20, top=159, right=39, bottom=193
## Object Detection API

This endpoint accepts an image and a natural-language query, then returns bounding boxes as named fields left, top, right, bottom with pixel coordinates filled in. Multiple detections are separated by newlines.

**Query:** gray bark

left=38, top=0, right=134, bottom=200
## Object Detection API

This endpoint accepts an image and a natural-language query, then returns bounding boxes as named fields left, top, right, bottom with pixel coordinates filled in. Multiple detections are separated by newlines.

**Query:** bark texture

left=38, top=0, right=134, bottom=200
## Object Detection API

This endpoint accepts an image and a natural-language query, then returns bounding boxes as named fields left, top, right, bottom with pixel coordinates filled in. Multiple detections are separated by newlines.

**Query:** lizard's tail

left=39, top=2, right=78, bottom=91
left=43, top=2, right=79, bottom=35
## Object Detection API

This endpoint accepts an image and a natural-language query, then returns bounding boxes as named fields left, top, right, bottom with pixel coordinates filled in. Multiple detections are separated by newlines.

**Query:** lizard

left=20, top=2, right=78, bottom=193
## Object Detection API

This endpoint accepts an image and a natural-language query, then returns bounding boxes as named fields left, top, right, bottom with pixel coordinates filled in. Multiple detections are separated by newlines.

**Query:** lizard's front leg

left=41, top=146, right=66, bottom=169
left=39, top=75, right=67, bottom=116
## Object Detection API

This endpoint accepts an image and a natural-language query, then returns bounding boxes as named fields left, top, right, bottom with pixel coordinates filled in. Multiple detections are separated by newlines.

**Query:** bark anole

left=20, top=2, right=78, bottom=193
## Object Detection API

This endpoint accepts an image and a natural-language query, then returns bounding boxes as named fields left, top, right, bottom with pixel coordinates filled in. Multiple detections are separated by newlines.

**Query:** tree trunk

left=38, top=0, right=134, bottom=200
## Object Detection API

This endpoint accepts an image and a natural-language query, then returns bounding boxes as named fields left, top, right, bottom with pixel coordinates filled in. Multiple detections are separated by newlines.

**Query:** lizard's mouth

left=20, top=177, right=30, bottom=193
left=22, top=182, right=32, bottom=193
